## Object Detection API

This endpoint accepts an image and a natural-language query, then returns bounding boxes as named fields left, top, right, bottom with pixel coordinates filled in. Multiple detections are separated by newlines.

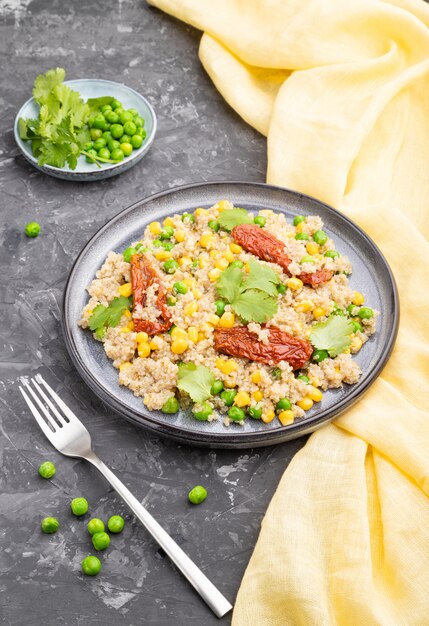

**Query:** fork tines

left=19, top=375, right=76, bottom=437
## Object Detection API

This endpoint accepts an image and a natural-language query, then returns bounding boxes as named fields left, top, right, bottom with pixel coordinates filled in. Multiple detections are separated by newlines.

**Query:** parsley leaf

left=232, top=289, right=279, bottom=323
left=310, top=315, right=354, bottom=357
left=177, top=363, right=215, bottom=403
left=216, top=266, right=243, bottom=303
left=88, top=297, right=132, bottom=337
left=241, top=258, right=280, bottom=296
left=218, top=208, right=253, bottom=232
left=32, top=67, right=65, bottom=105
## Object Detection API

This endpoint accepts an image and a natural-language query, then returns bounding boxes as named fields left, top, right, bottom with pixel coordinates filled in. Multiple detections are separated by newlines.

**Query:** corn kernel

left=223, top=250, right=235, bottom=263
left=244, top=262, right=250, bottom=273
left=224, top=376, right=236, bottom=388
left=295, top=300, right=314, bottom=313
left=229, top=243, right=242, bottom=254
left=315, top=254, right=324, bottom=260
left=208, top=269, right=222, bottom=282
left=352, top=291, right=365, bottom=306
left=307, top=386, right=323, bottom=402
left=163, top=217, right=174, bottom=227
left=206, top=314, right=220, bottom=326
left=261, top=409, right=275, bottom=424
left=234, top=392, right=251, bottom=407
left=194, top=208, right=207, bottom=217
left=297, top=397, right=314, bottom=411
left=187, top=327, right=199, bottom=342
left=198, top=331, right=205, bottom=342
left=309, top=377, right=320, bottom=387
left=171, top=338, right=189, bottom=354
left=306, top=242, right=319, bottom=256
left=295, top=222, right=304, bottom=233
left=123, top=309, right=132, bottom=319
left=216, top=200, right=230, bottom=212
left=137, top=342, right=151, bottom=358
left=119, top=362, right=132, bottom=372
left=191, top=289, right=202, bottom=300
left=184, top=302, right=198, bottom=316
left=287, top=277, right=303, bottom=291
left=126, top=321, right=135, bottom=330
left=313, top=307, right=325, bottom=319
left=155, top=249, right=172, bottom=261
left=219, top=312, right=235, bottom=328
left=216, top=358, right=238, bottom=375
left=209, top=249, right=220, bottom=259
left=278, top=410, right=294, bottom=426
left=178, top=256, right=192, bottom=268
left=199, top=256, right=209, bottom=269
left=135, top=331, right=149, bottom=342
left=215, top=258, right=229, bottom=271
left=149, top=339, right=161, bottom=350
left=199, top=234, right=214, bottom=249
left=171, top=327, right=188, bottom=340
left=174, top=230, right=185, bottom=242
left=183, top=277, right=195, bottom=287
left=252, top=390, right=263, bottom=402
left=118, top=282, right=132, bottom=298
left=149, top=221, right=161, bottom=235
left=351, top=337, right=363, bottom=353
left=120, top=326, right=131, bottom=334
left=251, top=370, right=262, bottom=384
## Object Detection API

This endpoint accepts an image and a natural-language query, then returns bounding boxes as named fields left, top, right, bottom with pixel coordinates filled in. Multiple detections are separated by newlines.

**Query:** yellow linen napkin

left=147, top=1, right=429, bottom=623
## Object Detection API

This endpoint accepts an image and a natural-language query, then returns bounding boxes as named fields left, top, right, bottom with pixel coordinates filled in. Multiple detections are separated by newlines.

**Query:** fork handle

left=85, top=450, right=232, bottom=618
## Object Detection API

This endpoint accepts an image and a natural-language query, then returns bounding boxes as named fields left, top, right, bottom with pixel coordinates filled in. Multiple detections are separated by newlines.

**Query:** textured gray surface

left=0, top=1, right=307, bottom=624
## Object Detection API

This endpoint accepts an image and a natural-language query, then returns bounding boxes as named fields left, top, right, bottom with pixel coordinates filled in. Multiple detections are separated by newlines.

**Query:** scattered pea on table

left=188, top=486, right=208, bottom=505
left=25, top=222, right=40, bottom=238
left=71, top=497, right=89, bottom=517
left=92, top=531, right=110, bottom=551
left=87, top=518, right=105, bottom=536
left=38, top=461, right=56, bottom=479
left=41, top=516, right=59, bottom=534
left=107, top=515, right=125, bottom=534
left=81, top=555, right=101, bottom=576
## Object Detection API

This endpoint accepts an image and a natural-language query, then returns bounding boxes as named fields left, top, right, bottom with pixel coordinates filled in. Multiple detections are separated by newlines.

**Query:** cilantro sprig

left=216, top=258, right=280, bottom=323
left=309, top=315, right=354, bottom=357
left=88, top=296, right=132, bottom=340
left=218, top=208, right=253, bottom=232
left=177, top=363, right=215, bottom=403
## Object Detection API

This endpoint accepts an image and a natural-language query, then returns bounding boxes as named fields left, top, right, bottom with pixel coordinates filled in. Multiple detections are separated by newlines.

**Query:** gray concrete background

left=0, top=1, right=306, bottom=624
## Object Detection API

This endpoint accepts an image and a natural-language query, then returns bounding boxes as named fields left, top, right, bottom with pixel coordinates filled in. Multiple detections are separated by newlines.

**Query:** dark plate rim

left=62, top=181, right=399, bottom=448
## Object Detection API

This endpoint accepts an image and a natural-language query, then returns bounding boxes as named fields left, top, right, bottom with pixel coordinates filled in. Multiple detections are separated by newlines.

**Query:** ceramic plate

left=62, top=182, right=399, bottom=448
left=14, top=79, right=156, bottom=181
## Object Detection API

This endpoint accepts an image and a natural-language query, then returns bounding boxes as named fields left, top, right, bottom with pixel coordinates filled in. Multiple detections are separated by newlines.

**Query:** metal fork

left=19, top=374, right=232, bottom=619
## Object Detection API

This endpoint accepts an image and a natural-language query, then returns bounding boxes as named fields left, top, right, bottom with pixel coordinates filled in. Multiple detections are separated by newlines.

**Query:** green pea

left=173, top=281, right=188, bottom=295
left=312, top=349, right=329, bottom=363
left=107, top=139, right=120, bottom=152
left=346, top=304, right=356, bottom=315
left=25, top=221, right=41, bottom=238
left=120, top=134, right=131, bottom=144
left=107, top=515, right=125, bottom=533
left=131, top=134, right=143, bottom=149
left=220, top=389, right=237, bottom=407
left=161, top=396, right=179, bottom=414
left=93, top=138, right=106, bottom=151
left=313, top=230, right=328, bottom=245
left=277, top=283, right=287, bottom=294
left=123, top=246, right=137, bottom=262
left=102, top=131, right=113, bottom=143
left=208, top=220, right=219, bottom=232
left=38, top=461, right=56, bottom=479
left=331, top=303, right=345, bottom=316
left=85, top=148, right=98, bottom=163
left=297, top=374, right=309, bottom=383
left=87, top=518, right=105, bottom=536
left=93, top=113, right=106, bottom=130
left=92, top=531, right=110, bottom=551
left=134, top=242, right=145, bottom=251
left=275, top=398, right=291, bottom=412
left=192, top=402, right=213, bottom=421
left=295, top=232, right=310, bottom=241
left=71, top=497, right=89, bottom=517
left=100, top=104, right=112, bottom=114
left=82, top=142, right=93, bottom=151
left=181, top=212, right=195, bottom=224
left=228, top=406, right=245, bottom=421
left=81, top=556, right=101, bottom=576
left=229, top=260, right=244, bottom=269
left=123, top=121, right=137, bottom=137
left=188, top=485, right=207, bottom=505
left=351, top=320, right=363, bottom=333
left=358, top=307, right=374, bottom=319
left=272, top=367, right=282, bottom=379
left=114, top=107, right=124, bottom=117
left=300, top=255, right=315, bottom=264
left=253, top=215, right=266, bottom=227
left=139, top=129, right=147, bottom=140
left=210, top=379, right=224, bottom=395
left=120, top=142, right=133, bottom=157
left=191, top=260, right=198, bottom=271
left=324, top=250, right=340, bottom=258
left=214, top=300, right=226, bottom=316
left=293, top=215, right=306, bottom=226
left=110, top=148, right=125, bottom=162
left=111, top=99, right=122, bottom=110
left=90, top=128, right=102, bottom=140
left=248, top=405, right=262, bottom=420
left=160, top=226, right=174, bottom=240
left=166, top=296, right=176, bottom=306
left=119, top=111, right=133, bottom=125
left=152, top=239, right=163, bottom=248
left=98, top=148, right=111, bottom=160
left=105, top=111, right=119, bottom=125
left=41, top=516, right=59, bottom=534
left=161, top=241, right=175, bottom=251
left=134, top=115, right=145, bottom=127
left=163, top=259, right=179, bottom=274
left=110, top=124, right=124, bottom=139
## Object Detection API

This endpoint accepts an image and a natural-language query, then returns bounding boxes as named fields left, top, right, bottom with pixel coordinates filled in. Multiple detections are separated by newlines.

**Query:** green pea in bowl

left=13, top=79, right=157, bottom=181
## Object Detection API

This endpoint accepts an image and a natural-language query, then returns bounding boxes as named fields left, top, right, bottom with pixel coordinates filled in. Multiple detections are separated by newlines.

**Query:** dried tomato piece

left=214, top=326, right=313, bottom=369
left=231, top=223, right=333, bottom=287
left=130, top=253, right=172, bottom=335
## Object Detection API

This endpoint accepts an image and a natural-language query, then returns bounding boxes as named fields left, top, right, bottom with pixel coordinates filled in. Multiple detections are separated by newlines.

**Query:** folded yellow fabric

left=147, top=1, right=429, bottom=623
